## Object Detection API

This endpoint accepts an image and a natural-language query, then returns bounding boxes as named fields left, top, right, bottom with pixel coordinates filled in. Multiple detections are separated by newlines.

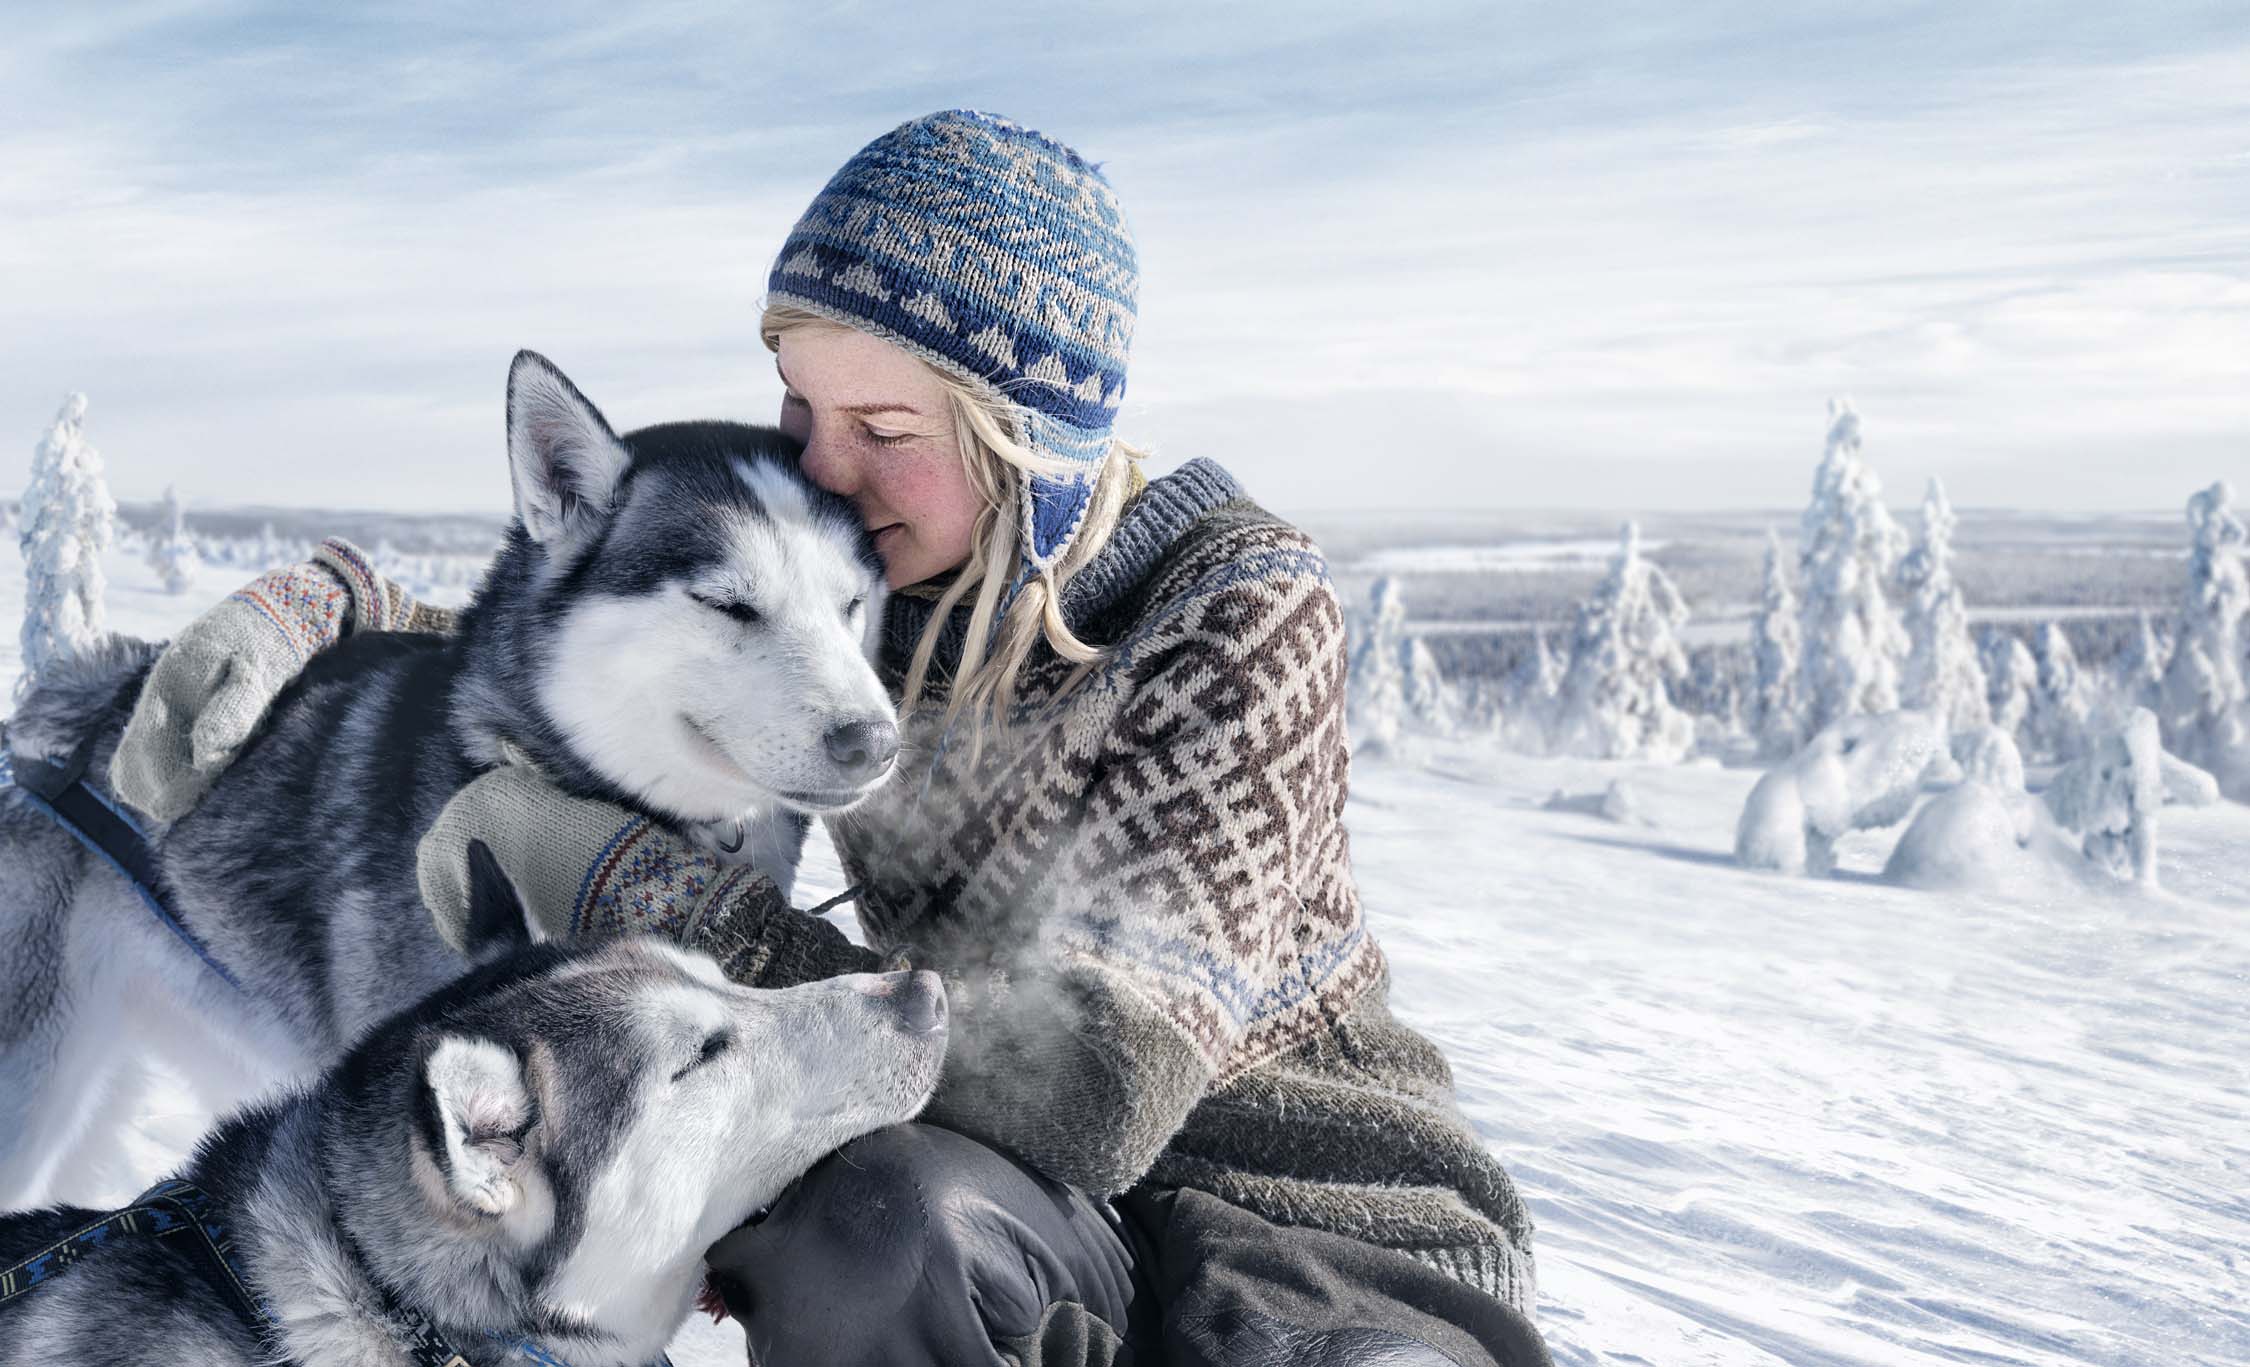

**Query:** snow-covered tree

left=2112, top=611, right=2168, bottom=711
left=1502, top=626, right=1562, bottom=753
left=1796, top=400, right=1908, bottom=736
left=2027, top=623, right=2094, bottom=760
left=1347, top=576, right=1458, bottom=753
left=1401, top=635, right=1455, bottom=734
left=1683, top=646, right=1745, bottom=740
left=1553, top=521, right=1693, bottom=762
left=145, top=483, right=203, bottom=595
left=2044, top=707, right=2166, bottom=888
left=1348, top=577, right=1410, bottom=755
left=1737, top=709, right=1950, bottom=876
left=17, top=393, right=117, bottom=695
left=2157, top=480, right=2249, bottom=796
left=1981, top=629, right=2038, bottom=740
left=1748, top=526, right=1802, bottom=756
left=1896, top=477, right=1988, bottom=733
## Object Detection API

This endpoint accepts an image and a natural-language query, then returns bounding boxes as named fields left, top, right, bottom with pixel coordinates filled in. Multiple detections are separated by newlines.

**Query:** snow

left=1357, top=539, right=1673, bottom=574
left=8, top=534, right=2250, bottom=1366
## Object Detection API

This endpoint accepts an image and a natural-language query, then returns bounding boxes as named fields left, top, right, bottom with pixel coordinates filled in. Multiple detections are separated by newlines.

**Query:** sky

left=1, top=1, right=2245, bottom=519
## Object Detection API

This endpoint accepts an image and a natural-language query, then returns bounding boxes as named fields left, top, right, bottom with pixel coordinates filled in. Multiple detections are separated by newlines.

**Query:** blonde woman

left=113, top=111, right=1548, bottom=1367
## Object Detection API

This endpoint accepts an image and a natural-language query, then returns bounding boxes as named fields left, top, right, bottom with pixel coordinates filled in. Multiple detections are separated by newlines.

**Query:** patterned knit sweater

left=813, top=459, right=1538, bottom=1312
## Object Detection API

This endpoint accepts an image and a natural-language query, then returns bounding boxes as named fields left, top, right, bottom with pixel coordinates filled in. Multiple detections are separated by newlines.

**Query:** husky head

left=466, top=350, right=899, bottom=824
left=317, top=924, right=946, bottom=1365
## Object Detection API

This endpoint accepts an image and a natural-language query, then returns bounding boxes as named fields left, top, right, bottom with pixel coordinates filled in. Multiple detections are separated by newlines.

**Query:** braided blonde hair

left=761, top=304, right=1144, bottom=742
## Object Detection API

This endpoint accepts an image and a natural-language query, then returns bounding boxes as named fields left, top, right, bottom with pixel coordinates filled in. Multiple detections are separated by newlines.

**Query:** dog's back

left=157, top=628, right=480, bottom=1048
left=0, top=628, right=477, bottom=1207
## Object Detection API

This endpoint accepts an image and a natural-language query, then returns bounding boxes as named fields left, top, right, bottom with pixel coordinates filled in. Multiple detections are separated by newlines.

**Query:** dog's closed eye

left=672, top=1028, right=734, bottom=1082
left=691, top=592, right=762, bottom=627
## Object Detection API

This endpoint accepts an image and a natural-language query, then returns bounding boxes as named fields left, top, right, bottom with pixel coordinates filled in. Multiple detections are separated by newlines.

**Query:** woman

left=113, top=110, right=1548, bottom=1367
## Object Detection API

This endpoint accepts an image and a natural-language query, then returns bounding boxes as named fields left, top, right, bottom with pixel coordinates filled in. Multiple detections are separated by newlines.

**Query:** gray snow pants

left=704, top=1123, right=1552, bottom=1367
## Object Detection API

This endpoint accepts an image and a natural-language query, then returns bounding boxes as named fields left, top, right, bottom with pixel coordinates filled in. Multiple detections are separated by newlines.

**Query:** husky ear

left=506, top=350, right=631, bottom=550
left=462, top=839, right=539, bottom=957
left=422, top=1035, right=536, bottom=1216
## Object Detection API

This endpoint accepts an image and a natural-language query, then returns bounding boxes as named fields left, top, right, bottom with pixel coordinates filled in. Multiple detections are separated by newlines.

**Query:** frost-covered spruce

left=1749, top=526, right=1803, bottom=756
left=2028, top=622, right=2094, bottom=761
left=1402, top=635, right=1455, bottom=734
left=1502, top=626, right=1561, bottom=751
left=2157, top=480, right=2249, bottom=796
left=1554, top=520, right=1693, bottom=762
left=17, top=393, right=117, bottom=695
left=1796, top=400, right=1908, bottom=735
left=1981, top=628, right=2038, bottom=741
left=1683, top=645, right=1745, bottom=743
left=1735, top=709, right=1949, bottom=876
left=1896, top=477, right=1989, bottom=733
left=2044, top=707, right=2166, bottom=888
left=2113, top=611, right=2168, bottom=711
left=144, top=482, right=203, bottom=595
left=1347, top=576, right=1410, bottom=754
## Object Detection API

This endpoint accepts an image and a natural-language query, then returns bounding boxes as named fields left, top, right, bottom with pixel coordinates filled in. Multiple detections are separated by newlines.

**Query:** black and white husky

left=0, top=352, right=898, bottom=1205
left=0, top=897, right=948, bottom=1366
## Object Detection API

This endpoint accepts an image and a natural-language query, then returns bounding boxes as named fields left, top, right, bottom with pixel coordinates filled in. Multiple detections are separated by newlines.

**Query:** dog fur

left=0, top=352, right=897, bottom=1207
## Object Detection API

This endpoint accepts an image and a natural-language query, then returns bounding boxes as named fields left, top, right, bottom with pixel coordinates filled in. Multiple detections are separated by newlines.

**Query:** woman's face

left=777, top=327, right=982, bottom=590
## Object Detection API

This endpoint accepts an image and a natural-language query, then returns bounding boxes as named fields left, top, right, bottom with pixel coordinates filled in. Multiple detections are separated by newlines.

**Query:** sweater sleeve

left=920, top=542, right=1352, bottom=1195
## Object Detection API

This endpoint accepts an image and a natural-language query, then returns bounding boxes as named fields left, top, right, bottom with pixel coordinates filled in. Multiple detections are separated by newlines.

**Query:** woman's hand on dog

left=416, top=762, right=878, bottom=985
left=110, top=539, right=448, bottom=822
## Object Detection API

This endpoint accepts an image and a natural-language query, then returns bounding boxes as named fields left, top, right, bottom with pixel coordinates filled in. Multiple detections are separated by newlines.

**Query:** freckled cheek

left=872, top=450, right=972, bottom=528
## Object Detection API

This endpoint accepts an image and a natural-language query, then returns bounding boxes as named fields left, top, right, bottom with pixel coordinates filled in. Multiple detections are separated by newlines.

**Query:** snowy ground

left=7, top=536, right=2247, bottom=1366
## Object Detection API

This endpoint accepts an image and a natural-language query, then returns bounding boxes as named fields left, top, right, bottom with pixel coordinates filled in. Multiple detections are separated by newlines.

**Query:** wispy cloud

left=0, top=2, right=2243, bottom=514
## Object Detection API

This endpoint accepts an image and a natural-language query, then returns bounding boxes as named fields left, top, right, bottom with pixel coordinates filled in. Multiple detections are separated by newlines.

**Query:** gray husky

left=0, top=903, right=948, bottom=1366
left=0, top=352, right=899, bottom=1205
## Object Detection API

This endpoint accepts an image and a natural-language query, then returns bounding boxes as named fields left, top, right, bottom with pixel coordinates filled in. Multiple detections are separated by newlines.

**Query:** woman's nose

left=799, top=433, right=858, bottom=498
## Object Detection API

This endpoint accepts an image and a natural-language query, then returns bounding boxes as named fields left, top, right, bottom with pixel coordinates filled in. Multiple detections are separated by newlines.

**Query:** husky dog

left=0, top=352, right=898, bottom=1204
left=0, top=886, right=949, bottom=1367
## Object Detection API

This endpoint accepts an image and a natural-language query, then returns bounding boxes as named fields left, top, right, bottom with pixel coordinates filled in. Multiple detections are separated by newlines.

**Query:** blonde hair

left=761, top=303, right=1143, bottom=742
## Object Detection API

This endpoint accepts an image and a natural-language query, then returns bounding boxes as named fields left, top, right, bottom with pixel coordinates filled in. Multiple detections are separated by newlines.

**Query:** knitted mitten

left=416, top=763, right=876, bottom=986
left=109, top=538, right=452, bottom=821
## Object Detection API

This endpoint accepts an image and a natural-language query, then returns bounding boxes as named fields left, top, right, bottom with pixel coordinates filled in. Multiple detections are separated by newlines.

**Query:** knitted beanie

left=767, top=110, right=1138, bottom=573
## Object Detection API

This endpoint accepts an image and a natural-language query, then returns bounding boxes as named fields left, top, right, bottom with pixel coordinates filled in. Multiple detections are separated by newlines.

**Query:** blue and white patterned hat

left=767, top=110, right=1138, bottom=573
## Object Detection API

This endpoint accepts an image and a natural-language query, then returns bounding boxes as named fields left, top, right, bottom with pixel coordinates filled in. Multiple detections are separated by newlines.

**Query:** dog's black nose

left=824, top=718, right=900, bottom=780
left=855, top=969, right=947, bottom=1034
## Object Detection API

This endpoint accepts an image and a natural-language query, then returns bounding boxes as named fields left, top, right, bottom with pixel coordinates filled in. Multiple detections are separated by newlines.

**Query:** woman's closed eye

left=863, top=424, right=914, bottom=447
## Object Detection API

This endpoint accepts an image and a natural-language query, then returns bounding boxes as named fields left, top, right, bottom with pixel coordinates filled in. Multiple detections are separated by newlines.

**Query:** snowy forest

left=6, top=391, right=2247, bottom=1367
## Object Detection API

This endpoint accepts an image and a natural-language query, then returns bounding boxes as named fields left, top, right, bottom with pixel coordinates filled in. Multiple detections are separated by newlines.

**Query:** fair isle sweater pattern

left=838, top=503, right=1384, bottom=1086
left=833, top=460, right=1535, bottom=1309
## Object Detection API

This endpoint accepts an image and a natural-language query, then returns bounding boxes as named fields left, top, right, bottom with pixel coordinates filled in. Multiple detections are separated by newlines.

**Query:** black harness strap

left=1, top=734, right=243, bottom=992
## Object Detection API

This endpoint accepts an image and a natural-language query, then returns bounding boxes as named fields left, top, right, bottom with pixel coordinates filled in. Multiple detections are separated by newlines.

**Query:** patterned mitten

left=416, top=762, right=876, bottom=984
left=109, top=538, right=452, bottom=821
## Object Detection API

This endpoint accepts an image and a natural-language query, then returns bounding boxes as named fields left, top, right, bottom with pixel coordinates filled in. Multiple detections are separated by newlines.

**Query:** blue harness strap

left=0, top=737, right=243, bottom=992
left=0, top=1179, right=248, bottom=1308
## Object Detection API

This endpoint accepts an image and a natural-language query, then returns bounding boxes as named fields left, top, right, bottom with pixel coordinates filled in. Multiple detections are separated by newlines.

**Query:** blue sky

left=2, top=2, right=2244, bottom=516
